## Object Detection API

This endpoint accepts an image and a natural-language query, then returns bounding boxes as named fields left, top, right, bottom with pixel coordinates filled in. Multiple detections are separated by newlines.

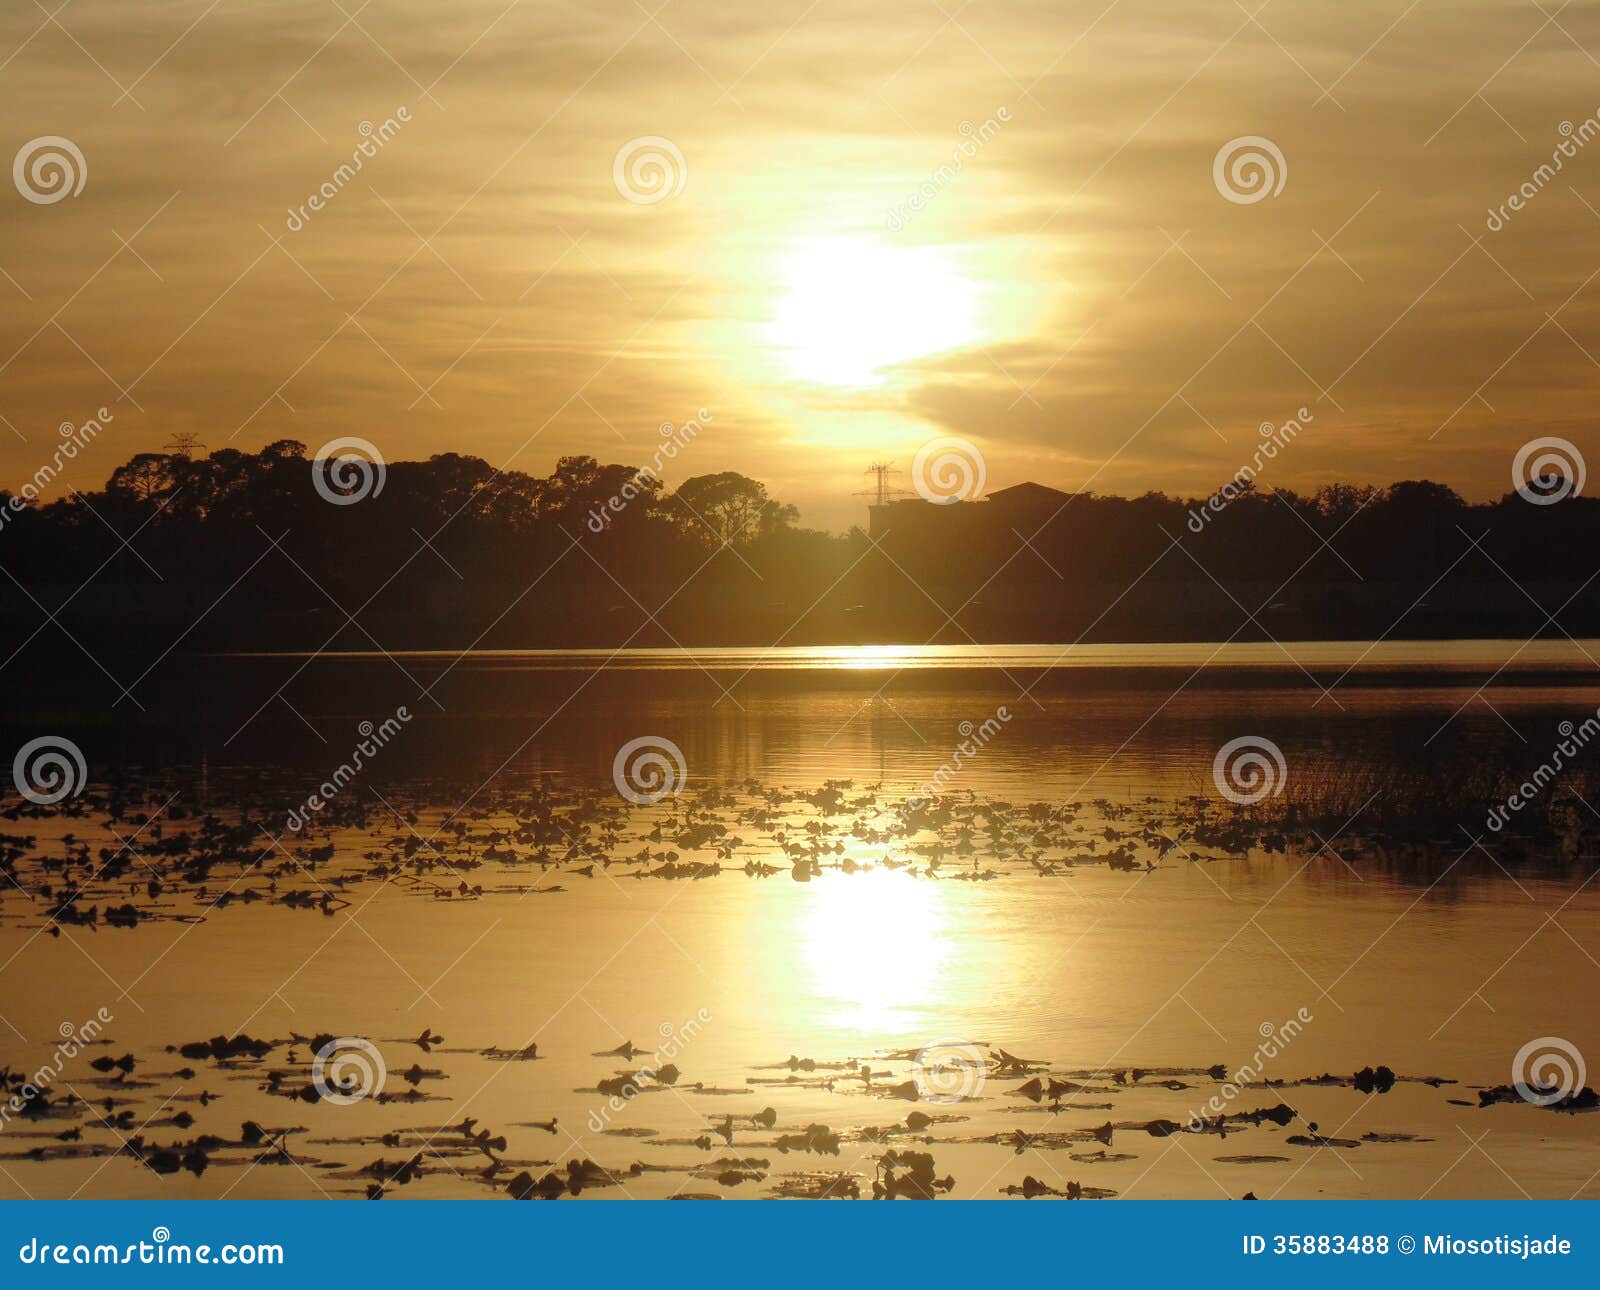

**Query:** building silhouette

left=868, top=480, right=1078, bottom=540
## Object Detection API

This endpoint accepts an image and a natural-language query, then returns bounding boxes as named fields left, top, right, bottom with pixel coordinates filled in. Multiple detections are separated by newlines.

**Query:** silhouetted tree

left=670, top=473, right=795, bottom=548
left=5, top=444, right=1596, bottom=648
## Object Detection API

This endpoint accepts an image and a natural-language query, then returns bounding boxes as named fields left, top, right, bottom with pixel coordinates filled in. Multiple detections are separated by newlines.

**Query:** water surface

left=2, top=641, right=1596, bottom=1199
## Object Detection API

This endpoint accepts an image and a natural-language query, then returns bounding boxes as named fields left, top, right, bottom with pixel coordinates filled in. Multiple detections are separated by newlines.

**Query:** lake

left=1, top=641, right=1596, bottom=1199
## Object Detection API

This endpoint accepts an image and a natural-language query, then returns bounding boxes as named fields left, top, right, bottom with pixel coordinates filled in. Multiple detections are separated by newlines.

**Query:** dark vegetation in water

left=3, top=773, right=1591, bottom=1197
left=2, top=1032, right=1586, bottom=1200
left=1247, top=759, right=1600, bottom=861
left=2, top=763, right=1594, bottom=944
left=3, top=441, right=1597, bottom=654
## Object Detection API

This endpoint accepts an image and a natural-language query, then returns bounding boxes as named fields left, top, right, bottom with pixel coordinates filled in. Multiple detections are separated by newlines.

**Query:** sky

left=3, top=0, right=1600, bottom=530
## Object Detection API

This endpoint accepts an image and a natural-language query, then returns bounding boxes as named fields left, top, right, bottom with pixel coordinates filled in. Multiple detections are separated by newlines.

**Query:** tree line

left=0, top=441, right=1592, bottom=647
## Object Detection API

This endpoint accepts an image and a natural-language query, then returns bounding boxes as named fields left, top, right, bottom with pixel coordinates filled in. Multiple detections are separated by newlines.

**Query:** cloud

left=2, top=0, right=1598, bottom=529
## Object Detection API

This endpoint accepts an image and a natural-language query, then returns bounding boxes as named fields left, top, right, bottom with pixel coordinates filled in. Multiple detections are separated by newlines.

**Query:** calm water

left=2, top=642, right=1597, bottom=1199
left=220, top=639, right=1600, bottom=671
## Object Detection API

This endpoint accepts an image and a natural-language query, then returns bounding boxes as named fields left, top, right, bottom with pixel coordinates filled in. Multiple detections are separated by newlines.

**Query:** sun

left=767, top=237, right=978, bottom=387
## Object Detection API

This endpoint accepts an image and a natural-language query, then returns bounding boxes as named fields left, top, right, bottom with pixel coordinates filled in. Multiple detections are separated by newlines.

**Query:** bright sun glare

left=768, top=237, right=978, bottom=388
left=803, top=866, right=945, bottom=1030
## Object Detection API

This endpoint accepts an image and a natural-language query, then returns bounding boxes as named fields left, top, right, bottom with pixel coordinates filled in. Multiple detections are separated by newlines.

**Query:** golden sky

left=3, top=0, right=1600, bottom=529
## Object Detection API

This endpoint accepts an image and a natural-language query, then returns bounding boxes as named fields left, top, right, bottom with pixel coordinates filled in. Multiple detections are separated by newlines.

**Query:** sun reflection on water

left=801, top=866, right=946, bottom=1031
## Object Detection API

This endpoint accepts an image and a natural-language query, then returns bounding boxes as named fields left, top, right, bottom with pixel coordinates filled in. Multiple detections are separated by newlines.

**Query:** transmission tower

left=854, top=461, right=911, bottom=507
left=163, top=432, right=206, bottom=459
